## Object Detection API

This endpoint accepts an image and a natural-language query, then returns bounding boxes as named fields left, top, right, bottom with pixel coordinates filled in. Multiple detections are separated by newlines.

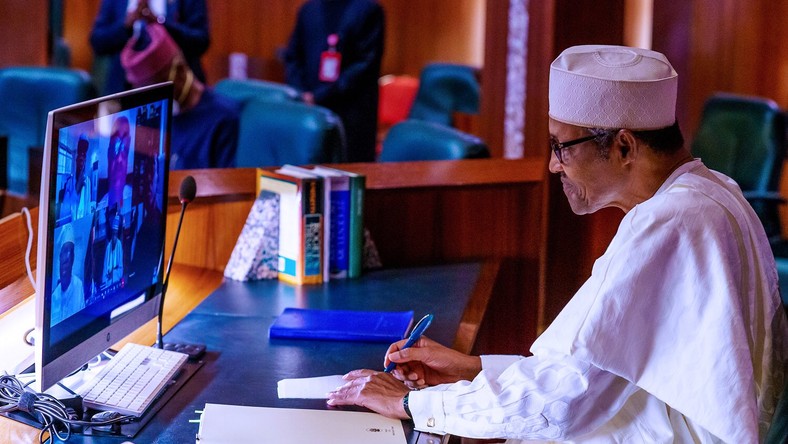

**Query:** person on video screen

left=51, top=223, right=86, bottom=325
left=73, top=135, right=96, bottom=220
left=107, top=116, right=132, bottom=212
left=103, top=210, right=125, bottom=286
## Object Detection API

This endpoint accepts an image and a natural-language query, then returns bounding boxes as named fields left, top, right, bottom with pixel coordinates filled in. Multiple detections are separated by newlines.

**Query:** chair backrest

left=691, top=93, right=787, bottom=238
left=214, top=78, right=301, bottom=108
left=408, top=63, right=480, bottom=127
left=0, top=67, right=94, bottom=195
left=765, top=374, right=788, bottom=444
left=235, top=100, right=345, bottom=168
left=379, top=119, right=490, bottom=162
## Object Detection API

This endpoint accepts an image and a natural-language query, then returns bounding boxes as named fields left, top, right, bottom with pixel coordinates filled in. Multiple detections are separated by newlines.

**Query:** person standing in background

left=284, top=0, right=385, bottom=163
left=90, top=0, right=210, bottom=96
left=121, top=22, right=239, bottom=169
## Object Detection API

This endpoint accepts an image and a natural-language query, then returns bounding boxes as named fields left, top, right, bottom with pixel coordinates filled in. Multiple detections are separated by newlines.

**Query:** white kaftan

left=409, top=160, right=787, bottom=443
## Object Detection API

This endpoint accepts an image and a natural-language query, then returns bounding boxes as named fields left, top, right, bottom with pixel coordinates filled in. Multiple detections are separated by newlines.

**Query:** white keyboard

left=78, top=343, right=188, bottom=417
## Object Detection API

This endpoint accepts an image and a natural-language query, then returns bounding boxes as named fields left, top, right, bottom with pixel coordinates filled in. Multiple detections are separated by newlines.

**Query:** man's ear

left=615, top=130, right=638, bottom=164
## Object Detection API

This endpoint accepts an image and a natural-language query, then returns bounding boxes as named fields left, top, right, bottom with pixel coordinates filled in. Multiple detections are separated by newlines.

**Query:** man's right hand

left=384, top=336, right=482, bottom=388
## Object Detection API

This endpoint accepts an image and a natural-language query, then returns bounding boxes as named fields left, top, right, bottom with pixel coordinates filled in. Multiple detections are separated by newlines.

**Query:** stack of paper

left=197, top=403, right=406, bottom=444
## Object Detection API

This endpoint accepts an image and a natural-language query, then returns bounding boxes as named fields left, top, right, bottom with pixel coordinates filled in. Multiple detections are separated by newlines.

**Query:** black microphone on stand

left=155, top=175, right=205, bottom=359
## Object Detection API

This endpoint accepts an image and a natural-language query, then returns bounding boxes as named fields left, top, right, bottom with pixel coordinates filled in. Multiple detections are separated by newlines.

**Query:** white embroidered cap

left=549, top=45, right=678, bottom=130
left=58, top=223, right=74, bottom=248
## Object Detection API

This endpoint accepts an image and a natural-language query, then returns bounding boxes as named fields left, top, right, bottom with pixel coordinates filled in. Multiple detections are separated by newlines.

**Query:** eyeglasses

left=550, top=134, right=597, bottom=164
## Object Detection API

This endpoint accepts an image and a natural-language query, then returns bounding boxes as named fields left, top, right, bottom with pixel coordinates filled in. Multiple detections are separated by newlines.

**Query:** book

left=300, top=166, right=351, bottom=279
left=196, top=403, right=407, bottom=444
left=269, top=308, right=413, bottom=343
left=311, top=166, right=365, bottom=278
left=280, top=164, right=335, bottom=281
left=257, top=169, right=324, bottom=285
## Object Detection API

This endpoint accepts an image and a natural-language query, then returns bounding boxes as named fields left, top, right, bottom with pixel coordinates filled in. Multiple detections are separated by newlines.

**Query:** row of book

left=252, top=165, right=366, bottom=285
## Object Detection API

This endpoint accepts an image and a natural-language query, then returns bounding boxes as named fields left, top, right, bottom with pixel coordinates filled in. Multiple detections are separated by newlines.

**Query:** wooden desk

left=167, top=159, right=546, bottom=355
left=1, top=262, right=492, bottom=443
left=0, top=264, right=224, bottom=442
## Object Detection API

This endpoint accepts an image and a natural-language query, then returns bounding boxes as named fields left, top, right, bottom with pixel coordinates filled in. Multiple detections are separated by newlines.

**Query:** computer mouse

left=90, top=410, right=124, bottom=423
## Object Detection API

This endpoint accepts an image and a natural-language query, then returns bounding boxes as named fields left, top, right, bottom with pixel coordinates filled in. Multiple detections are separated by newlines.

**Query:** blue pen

left=384, top=313, right=434, bottom=373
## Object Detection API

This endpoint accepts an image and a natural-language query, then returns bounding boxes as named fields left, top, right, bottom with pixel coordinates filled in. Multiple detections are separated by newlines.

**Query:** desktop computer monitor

left=33, top=82, right=173, bottom=392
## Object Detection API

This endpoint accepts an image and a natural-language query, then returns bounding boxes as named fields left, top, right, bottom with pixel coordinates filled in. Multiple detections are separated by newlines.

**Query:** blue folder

left=269, top=308, right=414, bottom=343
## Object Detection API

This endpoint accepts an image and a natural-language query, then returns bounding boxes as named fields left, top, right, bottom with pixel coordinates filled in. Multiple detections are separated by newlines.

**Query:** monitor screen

left=34, top=82, right=173, bottom=392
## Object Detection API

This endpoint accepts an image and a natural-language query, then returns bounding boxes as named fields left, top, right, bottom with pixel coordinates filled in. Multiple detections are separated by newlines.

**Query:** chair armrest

left=742, top=191, right=786, bottom=203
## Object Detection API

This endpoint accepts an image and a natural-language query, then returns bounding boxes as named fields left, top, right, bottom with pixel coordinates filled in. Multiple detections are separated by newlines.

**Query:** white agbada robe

left=409, top=160, right=788, bottom=443
left=104, top=236, right=124, bottom=284
left=51, top=275, right=85, bottom=325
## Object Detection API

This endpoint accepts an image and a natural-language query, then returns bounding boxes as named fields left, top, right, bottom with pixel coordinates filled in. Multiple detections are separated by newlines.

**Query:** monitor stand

left=1, top=348, right=204, bottom=438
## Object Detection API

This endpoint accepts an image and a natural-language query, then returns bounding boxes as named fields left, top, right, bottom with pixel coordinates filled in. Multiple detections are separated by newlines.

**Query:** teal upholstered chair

left=0, top=67, right=94, bottom=194
left=214, top=78, right=300, bottom=107
left=691, top=93, right=788, bottom=316
left=378, top=119, right=489, bottom=162
left=691, top=93, right=787, bottom=240
left=765, top=377, right=788, bottom=444
left=408, top=63, right=480, bottom=127
left=235, top=100, right=345, bottom=168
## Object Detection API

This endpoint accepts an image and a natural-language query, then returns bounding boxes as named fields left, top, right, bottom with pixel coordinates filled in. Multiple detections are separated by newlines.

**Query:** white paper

left=197, top=403, right=406, bottom=444
left=277, top=374, right=346, bottom=399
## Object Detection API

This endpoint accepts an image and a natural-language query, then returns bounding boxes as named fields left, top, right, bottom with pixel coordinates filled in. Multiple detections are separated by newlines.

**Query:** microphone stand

left=155, top=199, right=187, bottom=349
left=155, top=176, right=205, bottom=360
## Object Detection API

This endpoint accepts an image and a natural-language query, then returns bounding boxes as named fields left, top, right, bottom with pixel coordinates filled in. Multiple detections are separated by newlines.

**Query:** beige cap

left=58, top=223, right=74, bottom=248
left=549, top=45, right=678, bottom=130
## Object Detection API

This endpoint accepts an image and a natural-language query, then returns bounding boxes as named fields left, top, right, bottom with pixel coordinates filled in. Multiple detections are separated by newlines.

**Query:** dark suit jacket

left=284, top=0, right=385, bottom=162
left=90, top=0, right=210, bottom=96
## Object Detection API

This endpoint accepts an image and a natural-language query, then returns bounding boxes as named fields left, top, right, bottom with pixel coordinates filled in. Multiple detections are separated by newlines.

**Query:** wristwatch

left=403, top=392, right=413, bottom=419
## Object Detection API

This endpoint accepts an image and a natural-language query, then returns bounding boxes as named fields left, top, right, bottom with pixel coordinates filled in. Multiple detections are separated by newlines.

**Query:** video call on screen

left=48, top=99, right=168, bottom=336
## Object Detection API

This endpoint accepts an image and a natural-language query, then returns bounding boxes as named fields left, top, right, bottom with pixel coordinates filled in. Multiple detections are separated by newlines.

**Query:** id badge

left=319, top=51, right=342, bottom=82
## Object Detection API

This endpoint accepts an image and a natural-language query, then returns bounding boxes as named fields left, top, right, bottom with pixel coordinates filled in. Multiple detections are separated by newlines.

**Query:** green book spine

left=347, top=174, right=365, bottom=278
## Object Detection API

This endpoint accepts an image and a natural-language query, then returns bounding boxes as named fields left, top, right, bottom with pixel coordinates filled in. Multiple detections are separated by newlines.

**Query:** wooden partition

left=0, top=208, right=38, bottom=314
left=167, top=158, right=546, bottom=355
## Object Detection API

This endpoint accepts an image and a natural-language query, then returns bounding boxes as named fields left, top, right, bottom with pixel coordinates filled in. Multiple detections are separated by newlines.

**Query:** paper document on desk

left=196, top=403, right=406, bottom=444
left=277, top=374, right=345, bottom=399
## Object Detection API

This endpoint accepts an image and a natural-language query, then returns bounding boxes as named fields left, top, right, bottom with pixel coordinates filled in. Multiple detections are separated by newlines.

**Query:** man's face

left=548, top=119, right=624, bottom=215
left=59, top=243, right=74, bottom=290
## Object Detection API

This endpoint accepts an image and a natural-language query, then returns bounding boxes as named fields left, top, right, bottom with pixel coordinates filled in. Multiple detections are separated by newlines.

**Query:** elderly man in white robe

left=327, top=45, right=788, bottom=443
left=51, top=223, right=86, bottom=324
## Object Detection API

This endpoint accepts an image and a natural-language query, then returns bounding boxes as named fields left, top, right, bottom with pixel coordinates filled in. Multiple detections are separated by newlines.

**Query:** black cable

left=0, top=374, right=133, bottom=443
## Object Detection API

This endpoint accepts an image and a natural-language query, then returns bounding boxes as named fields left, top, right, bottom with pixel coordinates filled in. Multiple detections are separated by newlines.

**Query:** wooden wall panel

left=686, top=0, right=788, bottom=136
left=0, top=0, right=48, bottom=67
left=63, top=0, right=485, bottom=85
left=63, top=0, right=101, bottom=71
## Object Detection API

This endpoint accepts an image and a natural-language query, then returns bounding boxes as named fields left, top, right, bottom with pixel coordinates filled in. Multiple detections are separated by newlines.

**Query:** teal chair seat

left=0, top=67, right=94, bottom=194
left=235, top=100, right=345, bottom=168
left=379, top=119, right=489, bottom=162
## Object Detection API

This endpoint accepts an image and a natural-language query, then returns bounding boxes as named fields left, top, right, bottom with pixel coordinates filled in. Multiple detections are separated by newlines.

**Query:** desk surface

left=8, top=262, right=488, bottom=443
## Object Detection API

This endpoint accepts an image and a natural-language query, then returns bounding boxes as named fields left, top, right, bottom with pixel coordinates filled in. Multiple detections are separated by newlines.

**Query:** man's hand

left=327, top=370, right=410, bottom=419
left=385, top=336, right=482, bottom=388
left=124, top=0, right=156, bottom=28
